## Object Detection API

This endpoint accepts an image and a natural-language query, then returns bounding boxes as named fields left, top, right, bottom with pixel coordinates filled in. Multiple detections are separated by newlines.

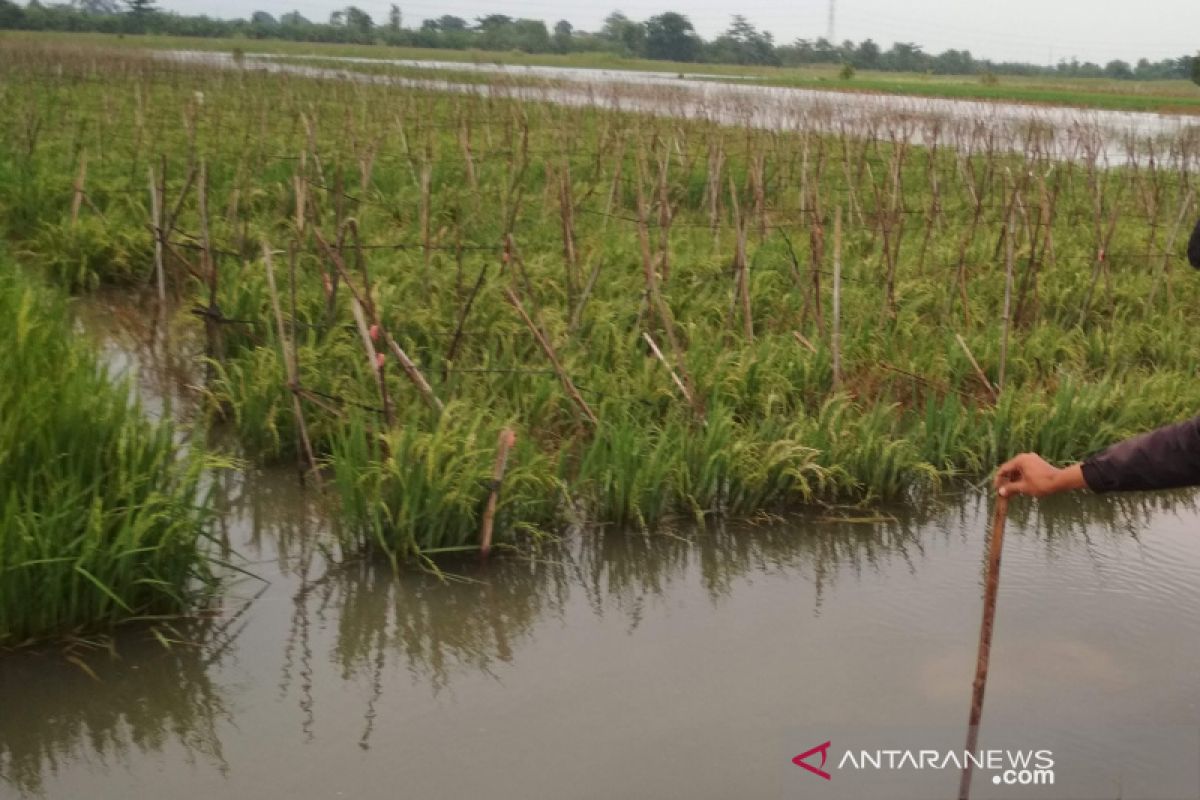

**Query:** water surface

left=4, top=468, right=1200, bottom=799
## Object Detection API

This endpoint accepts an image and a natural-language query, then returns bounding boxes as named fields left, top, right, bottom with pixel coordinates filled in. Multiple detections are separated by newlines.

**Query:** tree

left=1103, top=59, right=1133, bottom=80
left=422, top=14, right=466, bottom=32
left=387, top=3, right=401, bottom=31
left=644, top=12, right=699, bottom=62
left=476, top=14, right=513, bottom=31
left=601, top=11, right=644, bottom=56
left=1193, top=54, right=1200, bottom=87
left=124, top=0, right=155, bottom=17
left=0, top=0, right=23, bottom=26
left=854, top=39, right=880, bottom=70
left=711, top=15, right=776, bottom=65
left=122, top=0, right=156, bottom=33
left=72, top=0, right=122, bottom=13
left=553, top=19, right=572, bottom=53
left=250, top=11, right=276, bottom=26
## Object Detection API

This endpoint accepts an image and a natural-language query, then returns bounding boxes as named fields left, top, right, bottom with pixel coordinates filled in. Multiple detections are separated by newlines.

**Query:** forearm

left=1081, top=415, right=1200, bottom=493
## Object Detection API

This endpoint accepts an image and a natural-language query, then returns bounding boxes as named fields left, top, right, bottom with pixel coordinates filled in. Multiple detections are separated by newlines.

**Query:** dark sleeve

left=1189, top=217, right=1200, bottom=269
left=1081, top=415, right=1200, bottom=493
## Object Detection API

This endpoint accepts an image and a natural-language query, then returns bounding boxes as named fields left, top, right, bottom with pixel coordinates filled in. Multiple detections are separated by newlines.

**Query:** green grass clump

left=331, top=404, right=561, bottom=562
left=0, top=267, right=216, bottom=646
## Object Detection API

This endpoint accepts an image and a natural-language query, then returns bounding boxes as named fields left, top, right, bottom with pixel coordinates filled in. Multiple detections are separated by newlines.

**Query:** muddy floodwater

left=7, top=323, right=1200, bottom=800
left=166, top=50, right=1200, bottom=167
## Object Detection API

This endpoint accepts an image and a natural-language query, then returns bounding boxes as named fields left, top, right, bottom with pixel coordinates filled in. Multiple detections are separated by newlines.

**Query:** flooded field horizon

left=164, top=48, right=1200, bottom=168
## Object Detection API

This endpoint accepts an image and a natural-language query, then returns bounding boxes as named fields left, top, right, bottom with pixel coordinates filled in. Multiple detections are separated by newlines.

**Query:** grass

left=2, top=37, right=1200, bottom=563
left=0, top=264, right=217, bottom=646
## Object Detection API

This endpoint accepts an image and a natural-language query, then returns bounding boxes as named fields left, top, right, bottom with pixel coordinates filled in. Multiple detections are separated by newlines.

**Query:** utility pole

left=827, top=0, right=836, bottom=43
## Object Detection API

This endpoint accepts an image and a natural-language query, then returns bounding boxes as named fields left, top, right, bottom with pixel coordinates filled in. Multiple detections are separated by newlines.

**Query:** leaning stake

left=957, top=490, right=1010, bottom=800
left=479, top=428, right=517, bottom=558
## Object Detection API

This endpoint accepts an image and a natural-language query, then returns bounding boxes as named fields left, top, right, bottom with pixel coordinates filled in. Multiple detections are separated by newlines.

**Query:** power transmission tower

left=827, top=0, right=836, bottom=43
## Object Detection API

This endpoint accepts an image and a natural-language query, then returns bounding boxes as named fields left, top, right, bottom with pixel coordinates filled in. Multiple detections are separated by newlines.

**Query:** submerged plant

left=0, top=268, right=217, bottom=646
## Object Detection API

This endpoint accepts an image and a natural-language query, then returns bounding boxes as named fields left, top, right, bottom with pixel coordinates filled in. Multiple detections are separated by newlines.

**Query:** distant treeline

left=2, top=0, right=1198, bottom=81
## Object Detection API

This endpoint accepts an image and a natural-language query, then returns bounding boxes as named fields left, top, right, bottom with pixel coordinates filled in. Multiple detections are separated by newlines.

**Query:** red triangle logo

left=793, top=741, right=832, bottom=780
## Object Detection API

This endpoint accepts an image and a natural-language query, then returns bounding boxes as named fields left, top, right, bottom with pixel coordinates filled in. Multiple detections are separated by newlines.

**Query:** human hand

left=994, top=453, right=1086, bottom=498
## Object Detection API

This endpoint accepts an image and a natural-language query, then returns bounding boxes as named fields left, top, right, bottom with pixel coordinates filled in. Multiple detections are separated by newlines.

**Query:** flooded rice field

left=165, top=49, right=1200, bottom=167
left=4, top=301, right=1200, bottom=799
left=5, top=469, right=1200, bottom=799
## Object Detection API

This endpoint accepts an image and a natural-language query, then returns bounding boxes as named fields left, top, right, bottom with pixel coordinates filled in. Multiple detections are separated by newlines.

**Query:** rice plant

left=0, top=266, right=216, bottom=646
left=2, top=38, right=1200, bottom=563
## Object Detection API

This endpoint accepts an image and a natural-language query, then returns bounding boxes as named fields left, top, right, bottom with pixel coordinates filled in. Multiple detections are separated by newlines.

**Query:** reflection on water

left=0, top=622, right=233, bottom=797
left=5, top=474, right=1200, bottom=798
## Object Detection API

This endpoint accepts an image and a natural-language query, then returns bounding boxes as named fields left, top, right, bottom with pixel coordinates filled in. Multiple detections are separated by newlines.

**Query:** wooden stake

left=643, top=332, right=696, bottom=411
left=479, top=428, right=517, bottom=558
left=793, top=331, right=817, bottom=354
left=503, top=287, right=598, bottom=427
left=148, top=165, right=165, bottom=304
left=198, top=160, right=223, bottom=365
left=262, top=242, right=321, bottom=485
left=1148, top=188, right=1195, bottom=309
left=956, top=333, right=998, bottom=403
left=729, top=175, right=754, bottom=341
left=70, top=150, right=87, bottom=226
left=312, top=228, right=444, bottom=414
left=350, top=298, right=393, bottom=427
left=831, top=207, right=843, bottom=392
left=998, top=199, right=1015, bottom=393
left=958, top=492, right=1009, bottom=800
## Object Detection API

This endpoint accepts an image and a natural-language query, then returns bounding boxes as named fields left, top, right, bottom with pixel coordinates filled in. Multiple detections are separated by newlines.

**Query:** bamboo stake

left=831, top=207, right=843, bottom=393
left=198, top=160, right=223, bottom=365
left=1148, top=188, right=1195, bottom=308
left=313, top=228, right=445, bottom=414
left=643, top=332, right=696, bottom=410
left=350, top=298, right=393, bottom=426
left=793, top=331, right=817, bottom=354
left=70, top=150, right=87, bottom=226
left=503, top=287, right=598, bottom=427
left=382, top=332, right=443, bottom=415
left=148, top=165, right=165, bottom=304
left=459, top=117, right=478, bottom=193
left=420, top=157, right=432, bottom=288
left=728, top=175, right=753, bottom=341
left=262, top=242, right=321, bottom=486
left=479, top=428, right=517, bottom=559
left=569, top=258, right=604, bottom=332
left=957, top=491, right=1010, bottom=800
left=998, top=200, right=1015, bottom=393
left=956, top=333, right=998, bottom=402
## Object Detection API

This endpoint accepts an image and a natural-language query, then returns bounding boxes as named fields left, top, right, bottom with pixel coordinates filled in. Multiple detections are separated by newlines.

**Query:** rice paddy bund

left=4, top=39, right=1200, bottom=639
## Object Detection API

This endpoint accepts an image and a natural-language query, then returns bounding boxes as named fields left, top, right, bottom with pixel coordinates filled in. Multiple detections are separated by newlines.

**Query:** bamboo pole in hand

left=957, top=491, right=1010, bottom=800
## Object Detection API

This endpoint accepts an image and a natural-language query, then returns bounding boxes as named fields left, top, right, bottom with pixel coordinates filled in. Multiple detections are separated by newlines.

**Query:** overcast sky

left=165, top=0, right=1199, bottom=66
